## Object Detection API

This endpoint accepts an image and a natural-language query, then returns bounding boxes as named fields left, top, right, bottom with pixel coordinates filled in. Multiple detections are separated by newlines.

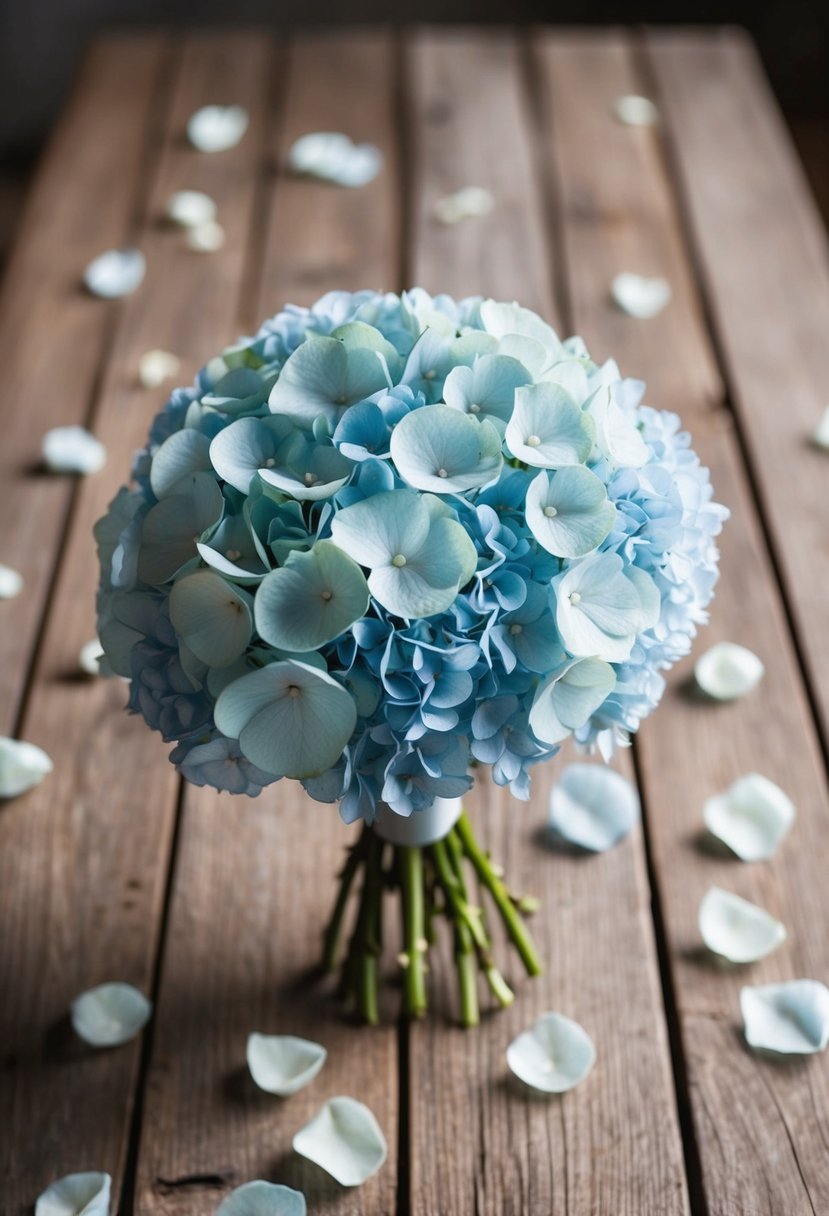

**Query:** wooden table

left=2, top=26, right=828, bottom=1216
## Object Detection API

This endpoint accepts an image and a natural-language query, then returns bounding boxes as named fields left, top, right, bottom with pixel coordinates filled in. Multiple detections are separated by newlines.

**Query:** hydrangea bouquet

left=96, top=289, right=726, bottom=1026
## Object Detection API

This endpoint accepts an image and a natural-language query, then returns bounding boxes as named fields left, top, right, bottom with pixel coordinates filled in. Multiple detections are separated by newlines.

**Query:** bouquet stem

left=323, top=810, right=542, bottom=1027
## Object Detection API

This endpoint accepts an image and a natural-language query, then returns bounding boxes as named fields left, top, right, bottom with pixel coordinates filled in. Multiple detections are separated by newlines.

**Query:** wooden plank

left=134, top=33, right=401, bottom=1216
left=646, top=29, right=829, bottom=748
left=404, top=29, right=690, bottom=1216
left=535, top=30, right=829, bottom=1213
left=0, top=33, right=273, bottom=1212
left=0, top=37, right=170, bottom=736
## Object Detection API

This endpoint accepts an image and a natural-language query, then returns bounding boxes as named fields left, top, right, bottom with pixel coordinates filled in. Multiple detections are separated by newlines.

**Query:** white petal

left=507, top=1012, right=596, bottom=1093
left=433, top=186, right=494, bottom=225
left=288, top=132, right=382, bottom=188
left=165, top=189, right=217, bottom=228
left=292, top=1096, right=387, bottom=1186
left=217, top=1181, right=306, bottom=1216
left=246, top=1033, right=326, bottom=1095
left=703, top=773, right=795, bottom=861
left=138, top=349, right=181, bottom=389
left=0, top=562, right=23, bottom=598
left=70, top=982, right=152, bottom=1047
left=83, top=248, right=145, bottom=298
left=78, top=638, right=104, bottom=677
left=694, top=641, right=764, bottom=701
left=36, top=1172, right=111, bottom=1216
left=548, top=763, right=640, bottom=852
left=741, top=980, right=829, bottom=1054
left=0, top=737, right=53, bottom=798
left=186, top=220, right=226, bottom=253
left=812, top=405, right=829, bottom=450
left=187, top=104, right=249, bottom=152
left=613, top=94, right=659, bottom=126
left=610, top=272, right=671, bottom=319
left=42, top=426, right=106, bottom=474
left=698, top=886, right=786, bottom=963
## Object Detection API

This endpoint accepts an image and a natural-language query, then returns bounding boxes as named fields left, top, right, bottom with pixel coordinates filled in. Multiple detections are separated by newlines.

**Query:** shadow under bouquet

left=95, top=289, right=727, bottom=1026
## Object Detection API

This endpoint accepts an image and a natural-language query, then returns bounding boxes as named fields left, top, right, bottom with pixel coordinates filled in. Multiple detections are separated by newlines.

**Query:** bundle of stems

left=322, top=812, right=542, bottom=1027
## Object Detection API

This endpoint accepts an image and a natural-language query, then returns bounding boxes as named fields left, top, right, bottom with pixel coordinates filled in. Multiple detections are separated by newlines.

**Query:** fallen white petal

left=36, top=1171, right=111, bottom=1216
left=217, top=1180, right=306, bottom=1216
left=138, top=349, right=181, bottom=389
left=694, top=641, right=764, bottom=701
left=42, top=426, right=106, bottom=475
left=186, top=219, right=226, bottom=253
left=548, top=763, right=640, bottom=852
left=78, top=638, right=105, bottom=677
left=433, top=186, right=495, bottom=225
left=165, top=189, right=217, bottom=228
left=292, top=1096, right=387, bottom=1186
left=0, top=737, right=53, bottom=798
left=83, top=248, right=145, bottom=298
left=247, top=1032, right=326, bottom=1095
left=698, top=886, right=786, bottom=963
left=703, top=773, right=795, bottom=862
left=0, top=563, right=23, bottom=599
left=288, top=132, right=382, bottom=188
left=811, top=405, right=829, bottom=450
left=507, top=1011, right=596, bottom=1093
left=70, top=982, right=152, bottom=1047
left=613, top=94, right=659, bottom=126
left=611, top=272, right=671, bottom=319
left=741, top=980, right=829, bottom=1054
left=187, top=104, right=249, bottom=152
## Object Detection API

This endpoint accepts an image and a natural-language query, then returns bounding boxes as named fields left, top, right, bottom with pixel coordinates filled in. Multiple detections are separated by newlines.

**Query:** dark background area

left=0, top=0, right=826, bottom=259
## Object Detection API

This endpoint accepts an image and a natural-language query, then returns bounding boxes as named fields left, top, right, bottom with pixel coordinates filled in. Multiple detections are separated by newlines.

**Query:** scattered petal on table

left=548, top=763, right=640, bottom=852
left=70, top=982, right=152, bottom=1047
left=507, top=1011, right=596, bottom=1093
left=694, top=641, right=764, bottom=701
left=811, top=405, right=829, bottom=450
left=703, top=773, right=795, bottom=862
left=138, top=349, right=181, bottom=389
left=247, top=1033, right=327, bottom=1096
left=83, top=248, right=145, bottom=298
left=741, top=980, right=829, bottom=1054
left=0, top=562, right=23, bottom=599
left=292, top=1096, right=387, bottom=1186
left=433, top=186, right=495, bottom=225
left=165, top=189, right=217, bottom=228
left=186, top=220, right=226, bottom=253
left=42, top=426, right=106, bottom=475
left=613, top=94, right=659, bottom=126
left=0, top=736, right=53, bottom=798
left=288, top=132, right=382, bottom=188
left=610, top=272, right=671, bottom=319
left=35, top=1171, right=111, bottom=1216
left=187, top=104, right=249, bottom=152
left=698, top=886, right=786, bottom=963
left=217, top=1180, right=306, bottom=1216
left=78, top=638, right=105, bottom=677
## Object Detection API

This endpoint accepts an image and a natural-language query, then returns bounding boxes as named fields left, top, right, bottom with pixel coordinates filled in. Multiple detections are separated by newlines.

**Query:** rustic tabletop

left=2, top=25, right=829, bottom=1216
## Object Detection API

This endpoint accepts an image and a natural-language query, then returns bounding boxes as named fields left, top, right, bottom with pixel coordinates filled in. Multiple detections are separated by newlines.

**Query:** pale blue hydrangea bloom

left=96, top=290, right=727, bottom=817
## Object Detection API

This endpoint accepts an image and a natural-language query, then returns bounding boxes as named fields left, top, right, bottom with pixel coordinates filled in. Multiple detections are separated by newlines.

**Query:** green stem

left=447, top=828, right=514, bottom=1010
left=400, top=846, right=428, bottom=1018
left=429, top=838, right=482, bottom=1026
left=455, top=813, right=543, bottom=978
left=322, top=830, right=369, bottom=972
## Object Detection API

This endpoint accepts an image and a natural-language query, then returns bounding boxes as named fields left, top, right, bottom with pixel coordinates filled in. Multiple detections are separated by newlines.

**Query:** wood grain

left=535, top=30, right=829, bottom=1214
left=0, top=37, right=170, bottom=736
left=646, top=29, right=829, bottom=751
left=0, top=32, right=273, bottom=1213
left=404, top=29, right=690, bottom=1216
left=133, top=33, right=401, bottom=1216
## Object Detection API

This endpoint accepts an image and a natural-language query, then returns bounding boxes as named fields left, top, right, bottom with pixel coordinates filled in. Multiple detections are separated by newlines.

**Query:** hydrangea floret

left=96, top=288, right=727, bottom=1024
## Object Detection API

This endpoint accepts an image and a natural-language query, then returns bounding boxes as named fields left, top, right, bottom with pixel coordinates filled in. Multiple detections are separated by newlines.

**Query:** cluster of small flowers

left=96, top=289, right=727, bottom=819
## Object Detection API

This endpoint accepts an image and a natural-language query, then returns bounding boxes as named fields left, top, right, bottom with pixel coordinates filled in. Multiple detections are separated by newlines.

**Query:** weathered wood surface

left=2, top=25, right=829, bottom=1216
